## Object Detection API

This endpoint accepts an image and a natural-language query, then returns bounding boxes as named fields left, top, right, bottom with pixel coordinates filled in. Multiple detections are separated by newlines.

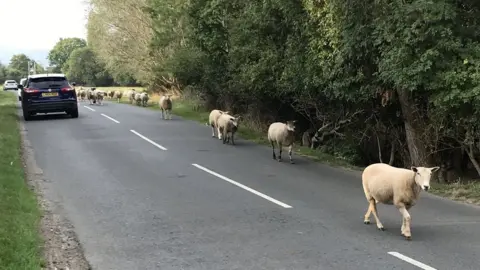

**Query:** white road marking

left=388, top=252, right=437, bottom=270
left=83, top=105, right=95, bottom=111
left=101, top=113, right=120, bottom=123
left=192, top=163, right=293, bottom=208
left=130, top=130, right=167, bottom=150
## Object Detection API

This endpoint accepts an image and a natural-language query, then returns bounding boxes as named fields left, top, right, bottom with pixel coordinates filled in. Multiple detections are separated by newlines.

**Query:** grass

left=0, top=91, right=43, bottom=269
left=90, top=86, right=480, bottom=205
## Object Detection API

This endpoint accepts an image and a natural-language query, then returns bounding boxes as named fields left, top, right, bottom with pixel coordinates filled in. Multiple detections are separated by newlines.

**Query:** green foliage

left=63, top=47, right=113, bottom=86
left=48, top=38, right=87, bottom=72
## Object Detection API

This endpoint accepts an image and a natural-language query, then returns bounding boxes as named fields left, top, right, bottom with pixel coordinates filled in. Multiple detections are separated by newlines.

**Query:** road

left=21, top=99, right=480, bottom=270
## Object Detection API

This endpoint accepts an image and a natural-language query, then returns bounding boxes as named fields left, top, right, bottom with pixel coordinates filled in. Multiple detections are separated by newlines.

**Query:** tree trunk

left=396, top=89, right=431, bottom=167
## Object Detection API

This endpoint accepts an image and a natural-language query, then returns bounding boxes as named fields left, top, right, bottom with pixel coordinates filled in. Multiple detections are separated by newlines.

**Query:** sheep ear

left=411, top=166, right=418, bottom=173
left=234, top=115, right=241, bottom=120
left=430, top=166, right=440, bottom=172
left=292, top=120, right=297, bottom=123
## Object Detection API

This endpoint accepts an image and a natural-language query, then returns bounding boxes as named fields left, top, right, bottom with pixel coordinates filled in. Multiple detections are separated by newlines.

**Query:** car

left=18, top=78, right=27, bottom=101
left=18, top=73, right=78, bottom=121
left=3, top=80, right=18, bottom=91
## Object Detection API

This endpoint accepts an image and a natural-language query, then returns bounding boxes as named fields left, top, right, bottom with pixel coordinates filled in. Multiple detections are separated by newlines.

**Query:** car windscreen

left=27, top=77, right=69, bottom=89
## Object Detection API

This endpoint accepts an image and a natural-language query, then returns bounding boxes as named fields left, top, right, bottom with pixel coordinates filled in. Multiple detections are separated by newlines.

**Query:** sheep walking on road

left=114, top=90, right=123, bottom=103
left=140, top=92, right=149, bottom=107
left=87, top=89, right=97, bottom=105
left=78, top=89, right=86, bottom=102
left=96, top=91, right=105, bottom=105
left=361, top=163, right=440, bottom=240
left=127, top=90, right=136, bottom=104
left=217, top=113, right=241, bottom=145
left=267, top=121, right=296, bottom=164
left=208, top=109, right=229, bottom=139
left=134, top=93, right=142, bottom=106
left=107, top=90, right=115, bottom=99
left=159, top=94, right=173, bottom=120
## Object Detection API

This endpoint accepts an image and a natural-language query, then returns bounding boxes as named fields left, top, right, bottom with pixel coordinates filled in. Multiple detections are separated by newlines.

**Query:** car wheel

left=23, top=109, right=32, bottom=121
left=70, top=108, right=79, bottom=118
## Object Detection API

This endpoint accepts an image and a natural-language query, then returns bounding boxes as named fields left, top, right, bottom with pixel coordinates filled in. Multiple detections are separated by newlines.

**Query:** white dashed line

left=130, top=130, right=167, bottom=150
left=192, top=163, right=293, bottom=208
left=388, top=252, right=437, bottom=270
left=101, top=113, right=120, bottom=123
left=83, top=105, right=95, bottom=111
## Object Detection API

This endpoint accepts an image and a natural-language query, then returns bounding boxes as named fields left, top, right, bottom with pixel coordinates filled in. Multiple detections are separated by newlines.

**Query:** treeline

left=46, top=37, right=140, bottom=87
left=82, top=0, right=480, bottom=183
left=0, top=54, right=45, bottom=83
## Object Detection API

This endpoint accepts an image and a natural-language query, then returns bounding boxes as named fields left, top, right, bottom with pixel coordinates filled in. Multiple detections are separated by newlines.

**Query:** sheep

left=107, top=90, right=115, bottom=99
left=207, top=109, right=229, bottom=139
left=114, top=90, right=123, bottom=103
left=78, top=89, right=86, bottom=102
left=217, top=113, right=241, bottom=145
left=267, top=121, right=296, bottom=164
left=96, top=90, right=105, bottom=105
left=127, top=89, right=137, bottom=104
left=159, top=94, right=173, bottom=120
left=134, top=93, right=142, bottom=106
left=87, top=90, right=97, bottom=105
left=361, top=163, right=440, bottom=240
left=140, top=92, right=149, bottom=107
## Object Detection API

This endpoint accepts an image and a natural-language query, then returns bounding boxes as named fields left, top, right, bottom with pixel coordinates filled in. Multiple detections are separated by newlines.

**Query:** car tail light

left=25, top=88, right=39, bottom=93
left=61, top=87, right=74, bottom=92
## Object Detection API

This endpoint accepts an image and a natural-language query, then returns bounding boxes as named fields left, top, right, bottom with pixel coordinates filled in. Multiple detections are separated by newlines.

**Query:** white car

left=3, top=80, right=18, bottom=91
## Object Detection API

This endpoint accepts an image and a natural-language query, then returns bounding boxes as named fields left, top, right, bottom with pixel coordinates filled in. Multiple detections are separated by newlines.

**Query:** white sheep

left=217, top=113, right=241, bottom=145
left=159, top=94, right=173, bottom=120
left=78, top=89, right=86, bottom=102
left=207, top=109, right=229, bottom=139
left=134, top=93, right=142, bottom=106
left=140, top=92, right=149, bottom=107
left=128, top=90, right=137, bottom=104
left=114, top=90, right=123, bottom=103
left=96, top=90, right=105, bottom=105
left=362, top=163, right=440, bottom=240
left=107, top=90, right=115, bottom=99
left=88, top=90, right=97, bottom=105
left=267, top=121, right=296, bottom=163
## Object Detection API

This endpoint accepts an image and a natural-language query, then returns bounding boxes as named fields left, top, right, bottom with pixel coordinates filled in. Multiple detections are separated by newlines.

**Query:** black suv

left=18, top=73, right=79, bottom=121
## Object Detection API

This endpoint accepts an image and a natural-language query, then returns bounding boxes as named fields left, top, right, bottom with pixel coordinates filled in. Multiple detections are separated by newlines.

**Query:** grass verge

left=90, top=86, right=480, bottom=206
left=0, top=91, right=43, bottom=269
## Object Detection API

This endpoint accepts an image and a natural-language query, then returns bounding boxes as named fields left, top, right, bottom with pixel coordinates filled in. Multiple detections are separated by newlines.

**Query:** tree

left=48, top=38, right=87, bottom=72
left=63, top=47, right=113, bottom=86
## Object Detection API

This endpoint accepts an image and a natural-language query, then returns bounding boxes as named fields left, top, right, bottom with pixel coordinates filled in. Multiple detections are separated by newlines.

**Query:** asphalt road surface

left=21, top=98, right=480, bottom=270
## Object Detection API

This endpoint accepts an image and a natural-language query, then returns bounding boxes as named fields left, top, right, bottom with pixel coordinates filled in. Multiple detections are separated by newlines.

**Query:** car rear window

left=28, top=77, right=69, bottom=89
left=6, top=80, right=16, bottom=83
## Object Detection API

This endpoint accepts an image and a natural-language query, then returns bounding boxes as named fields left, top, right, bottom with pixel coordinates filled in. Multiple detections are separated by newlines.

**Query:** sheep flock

left=74, top=86, right=441, bottom=241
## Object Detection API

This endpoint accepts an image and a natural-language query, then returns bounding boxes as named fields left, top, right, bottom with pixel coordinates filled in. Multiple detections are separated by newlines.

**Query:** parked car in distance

left=3, top=80, right=18, bottom=91
left=18, top=73, right=78, bottom=121
left=18, top=78, right=27, bottom=101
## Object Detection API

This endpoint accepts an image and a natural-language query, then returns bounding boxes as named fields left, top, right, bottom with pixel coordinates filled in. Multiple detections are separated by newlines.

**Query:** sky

left=0, top=0, right=89, bottom=66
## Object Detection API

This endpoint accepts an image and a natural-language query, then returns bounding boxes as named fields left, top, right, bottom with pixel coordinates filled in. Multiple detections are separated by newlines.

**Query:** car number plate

left=42, top=92, right=58, bottom=97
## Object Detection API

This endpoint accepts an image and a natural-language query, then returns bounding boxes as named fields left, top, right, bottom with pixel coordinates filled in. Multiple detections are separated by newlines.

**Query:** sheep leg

left=288, top=145, right=294, bottom=164
left=169, top=110, right=172, bottom=120
left=363, top=203, right=372, bottom=224
left=231, top=133, right=235, bottom=145
left=217, top=126, right=222, bottom=140
left=161, top=109, right=165, bottom=119
left=271, top=141, right=277, bottom=160
left=369, top=199, right=385, bottom=230
left=211, top=125, right=216, bottom=137
left=277, top=142, right=283, bottom=162
left=398, top=205, right=412, bottom=240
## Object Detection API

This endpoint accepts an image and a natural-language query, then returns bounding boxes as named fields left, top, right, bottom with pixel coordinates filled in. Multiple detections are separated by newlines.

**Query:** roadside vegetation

left=0, top=91, right=43, bottom=269
left=6, top=0, right=480, bottom=205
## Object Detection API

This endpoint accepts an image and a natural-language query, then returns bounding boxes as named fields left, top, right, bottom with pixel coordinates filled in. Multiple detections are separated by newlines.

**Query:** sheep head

left=285, top=120, right=296, bottom=132
left=411, top=166, right=440, bottom=191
